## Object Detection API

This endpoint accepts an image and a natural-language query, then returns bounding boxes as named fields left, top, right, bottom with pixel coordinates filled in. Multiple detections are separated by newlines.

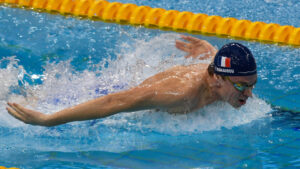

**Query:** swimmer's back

left=140, top=63, right=208, bottom=86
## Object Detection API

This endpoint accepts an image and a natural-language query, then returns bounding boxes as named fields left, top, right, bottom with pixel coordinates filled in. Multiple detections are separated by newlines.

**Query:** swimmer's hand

left=175, top=35, right=217, bottom=59
left=6, top=102, right=50, bottom=126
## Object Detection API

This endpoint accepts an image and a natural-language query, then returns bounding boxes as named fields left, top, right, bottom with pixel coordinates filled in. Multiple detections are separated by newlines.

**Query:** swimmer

left=6, top=35, right=257, bottom=127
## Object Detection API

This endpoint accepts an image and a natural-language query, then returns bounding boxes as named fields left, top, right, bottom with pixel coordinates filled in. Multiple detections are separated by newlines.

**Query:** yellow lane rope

left=0, top=0, right=299, bottom=46
left=0, top=166, right=19, bottom=169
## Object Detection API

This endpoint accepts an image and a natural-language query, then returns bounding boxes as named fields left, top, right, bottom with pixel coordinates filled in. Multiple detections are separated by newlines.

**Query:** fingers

left=6, top=106, right=23, bottom=121
left=206, top=44, right=218, bottom=54
left=8, top=102, right=25, bottom=116
left=175, top=40, right=190, bottom=52
left=6, top=103, right=29, bottom=123
left=180, top=35, right=202, bottom=43
left=13, top=103, right=30, bottom=114
left=185, top=52, right=213, bottom=59
left=6, top=102, right=47, bottom=126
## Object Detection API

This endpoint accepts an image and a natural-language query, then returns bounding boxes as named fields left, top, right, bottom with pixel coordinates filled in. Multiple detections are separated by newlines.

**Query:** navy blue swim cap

left=213, top=42, right=257, bottom=76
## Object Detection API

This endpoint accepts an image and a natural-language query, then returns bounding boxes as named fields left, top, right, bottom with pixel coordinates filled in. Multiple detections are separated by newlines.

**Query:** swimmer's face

left=222, top=74, right=257, bottom=108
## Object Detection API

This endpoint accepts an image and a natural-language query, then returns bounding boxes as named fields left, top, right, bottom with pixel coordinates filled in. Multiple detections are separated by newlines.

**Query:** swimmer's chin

left=229, top=98, right=248, bottom=109
left=233, top=105, right=242, bottom=109
left=232, top=103, right=247, bottom=109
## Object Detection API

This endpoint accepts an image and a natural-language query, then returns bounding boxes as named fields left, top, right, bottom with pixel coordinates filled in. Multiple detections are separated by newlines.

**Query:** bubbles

left=0, top=34, right=271, bottom=135
left=264, top=0, right=281, bottom=3
left=0, top=56, right=26, bottom=127
left=101, top=96, right=270, bottom=135
left=0, top=2, right=298, bottom=168
left=0, top=56, right=23, bottom=99
left=28, top=26, right=38, bottom=35
left=0, top=32, right=272, bottom=154
left=113, top=33, right=208, bottom=86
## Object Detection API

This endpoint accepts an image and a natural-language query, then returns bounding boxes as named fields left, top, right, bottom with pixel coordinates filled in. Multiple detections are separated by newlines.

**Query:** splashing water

left=0, top=1, right=298, bottom=168
left=0, top=34, right=272, bottom=152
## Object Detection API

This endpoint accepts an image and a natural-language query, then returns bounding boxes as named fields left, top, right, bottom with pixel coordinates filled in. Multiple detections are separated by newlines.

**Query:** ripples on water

left=0, top=1, right=299, bottom=168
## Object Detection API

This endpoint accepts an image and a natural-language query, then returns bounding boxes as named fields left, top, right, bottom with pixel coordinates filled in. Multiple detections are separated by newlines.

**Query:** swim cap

left=213, top=42, right=257, bottom=76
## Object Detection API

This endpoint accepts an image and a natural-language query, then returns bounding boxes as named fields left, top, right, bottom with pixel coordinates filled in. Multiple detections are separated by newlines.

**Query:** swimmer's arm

left=175, top=35, right=217, bottom=60
left=6, top=87, right=156, bottom=127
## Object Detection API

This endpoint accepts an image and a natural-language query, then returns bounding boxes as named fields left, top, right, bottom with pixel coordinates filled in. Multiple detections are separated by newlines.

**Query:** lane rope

left=0, top=166, right=19, bottom=169
left=0, top=0, right=299, bottom=46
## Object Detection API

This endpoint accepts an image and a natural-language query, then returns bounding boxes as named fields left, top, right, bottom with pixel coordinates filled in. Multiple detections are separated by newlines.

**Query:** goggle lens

left=226, top=77, right=255, bottom=92
left=233, top=83, right=247, bottom=92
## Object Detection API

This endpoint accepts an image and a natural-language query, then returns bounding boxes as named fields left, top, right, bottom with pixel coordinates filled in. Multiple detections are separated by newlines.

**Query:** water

left=0, top=0, right=299, bottom=168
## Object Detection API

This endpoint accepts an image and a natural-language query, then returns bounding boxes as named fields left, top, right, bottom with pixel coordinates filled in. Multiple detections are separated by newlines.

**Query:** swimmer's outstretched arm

left=175, top=35, right=217, bottom=59
left=6, top=86, right=157, bottom=127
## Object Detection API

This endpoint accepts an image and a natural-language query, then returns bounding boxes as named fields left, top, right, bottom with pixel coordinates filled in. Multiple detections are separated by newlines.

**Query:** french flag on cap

left=221, top=56, right=231, bottom=68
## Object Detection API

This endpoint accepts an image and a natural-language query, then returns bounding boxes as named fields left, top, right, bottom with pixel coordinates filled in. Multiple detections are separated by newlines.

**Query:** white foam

left=264, top=0, right=281, bottom=3
left=101, top=96, right=271, bottom=135
left=0, top=56, right=28, bottom=127
left=0, top=33, right=271, bottom=135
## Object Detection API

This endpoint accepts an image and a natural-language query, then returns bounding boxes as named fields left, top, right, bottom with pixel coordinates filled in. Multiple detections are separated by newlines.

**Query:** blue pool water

left=0, top=0, right=299, bottom=168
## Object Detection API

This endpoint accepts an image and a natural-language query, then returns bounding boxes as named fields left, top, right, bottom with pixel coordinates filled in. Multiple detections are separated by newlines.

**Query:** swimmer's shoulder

left=190, top=63, right=210, bottom=69
left=167, top=63, right=209, bottom=72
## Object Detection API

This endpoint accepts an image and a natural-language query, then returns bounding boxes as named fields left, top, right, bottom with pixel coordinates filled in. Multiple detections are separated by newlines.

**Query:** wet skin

left=6, top=35, right=257, bottom=127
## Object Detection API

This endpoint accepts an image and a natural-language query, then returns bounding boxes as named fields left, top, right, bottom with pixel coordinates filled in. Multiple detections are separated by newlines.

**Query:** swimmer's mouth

left=239, top=98, right=247, bottom=105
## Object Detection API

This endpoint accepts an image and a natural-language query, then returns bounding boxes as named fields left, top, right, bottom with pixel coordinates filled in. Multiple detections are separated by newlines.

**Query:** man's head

left=208, top=42, right=257, bottom=108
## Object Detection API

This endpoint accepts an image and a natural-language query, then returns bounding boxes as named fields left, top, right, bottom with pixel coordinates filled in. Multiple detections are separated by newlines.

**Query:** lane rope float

left=0, top=166, right=19, bottom=169
left=0, top=0, right=299, bottom=46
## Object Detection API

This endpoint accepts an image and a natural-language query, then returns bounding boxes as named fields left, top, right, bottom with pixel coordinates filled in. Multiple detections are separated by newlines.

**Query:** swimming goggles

left=226, top=77, right=255, bottom=92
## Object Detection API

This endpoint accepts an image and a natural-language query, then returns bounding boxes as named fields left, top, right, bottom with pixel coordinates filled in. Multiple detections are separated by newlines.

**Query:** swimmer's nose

left=243, top=87, right=253, bottom=97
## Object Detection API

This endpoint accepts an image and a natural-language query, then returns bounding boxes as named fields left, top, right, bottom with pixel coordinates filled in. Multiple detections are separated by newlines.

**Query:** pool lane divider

left=0, top=166, right=19, bottom=169
left=1, top=0, right=299, bottom=46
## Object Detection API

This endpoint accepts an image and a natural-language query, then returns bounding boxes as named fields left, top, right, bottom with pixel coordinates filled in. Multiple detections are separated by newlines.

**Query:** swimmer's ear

left=216, top=75, right=226, bottom=81
left=214, top=75, right=225, bottom=87
left=214, top=74, right=223, bottom=88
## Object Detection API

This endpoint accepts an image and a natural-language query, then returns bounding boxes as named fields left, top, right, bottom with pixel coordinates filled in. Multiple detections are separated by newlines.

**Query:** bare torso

left=6, top=35, right=221, bottom=127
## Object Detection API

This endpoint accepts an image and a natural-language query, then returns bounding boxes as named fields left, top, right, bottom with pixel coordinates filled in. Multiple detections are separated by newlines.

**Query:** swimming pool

left=0, top=0, right=299, bottom=168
